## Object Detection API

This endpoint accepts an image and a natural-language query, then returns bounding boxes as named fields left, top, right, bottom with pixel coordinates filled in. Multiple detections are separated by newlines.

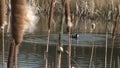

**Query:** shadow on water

left=0, top=34, right=120, bottom=68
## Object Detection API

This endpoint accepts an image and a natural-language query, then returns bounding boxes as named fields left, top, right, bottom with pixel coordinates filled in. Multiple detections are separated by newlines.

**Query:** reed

left=6, top=0, right=11, bottom=33
left=36, top=0, right=120, bottom=34
left=7, top=41, right=15, bottom=68
left=45, top=0, right=55, bottom=68
left=8, top=0, right=39, bottom=68
left=0, top=0, right=6, bottom=68
left=89, top=20, right=96, bottom=68
left=110, top=9, right=119, bottom=68
left=109, top=37, right=115, bottom=68
left=111, top=0, right=114, bottom=10
left=56, top=0, right=64, bottom=68
left=112, top=13, right=119, bottom=37
left=1, top=26, right=5, bottom=68
left=89, top=37, right=95, bottom=68
left=118, top=56, right=120, bottom=68
left=10, top=1, right=27, bottom=68
left=65, top=0, right=73, bottom=68
left=105, top=21, right=108, bottom=68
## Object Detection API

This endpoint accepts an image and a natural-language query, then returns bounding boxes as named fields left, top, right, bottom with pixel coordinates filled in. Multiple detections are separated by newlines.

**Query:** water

left=0, top=33, right=120, bottom=68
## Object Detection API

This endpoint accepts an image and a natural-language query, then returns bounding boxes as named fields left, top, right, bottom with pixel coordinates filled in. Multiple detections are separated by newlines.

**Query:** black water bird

left=71, top=33, right=79, bottom=39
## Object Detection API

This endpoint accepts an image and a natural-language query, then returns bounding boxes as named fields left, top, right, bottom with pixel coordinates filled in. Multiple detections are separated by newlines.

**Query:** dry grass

left=36, top=0, right=120, bottom=34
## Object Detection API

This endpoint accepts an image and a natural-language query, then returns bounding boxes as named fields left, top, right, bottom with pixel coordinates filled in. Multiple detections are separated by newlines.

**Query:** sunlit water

left=0, top=34, right=120, bottom=68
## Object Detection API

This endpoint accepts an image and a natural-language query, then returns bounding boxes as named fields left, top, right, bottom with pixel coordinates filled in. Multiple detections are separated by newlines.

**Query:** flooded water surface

left=0, top=33, right=120, bottom=68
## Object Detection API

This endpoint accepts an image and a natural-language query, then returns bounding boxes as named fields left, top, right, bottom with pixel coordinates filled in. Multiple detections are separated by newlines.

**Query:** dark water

left=0, top=34, right=120, bottom=68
